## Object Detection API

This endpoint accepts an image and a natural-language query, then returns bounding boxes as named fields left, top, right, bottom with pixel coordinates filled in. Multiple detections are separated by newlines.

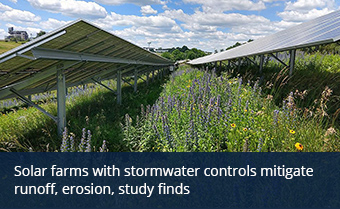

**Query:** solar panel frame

left=189, top=10, right=340, bottom=65
left=0, top=19, right=173, bottom=101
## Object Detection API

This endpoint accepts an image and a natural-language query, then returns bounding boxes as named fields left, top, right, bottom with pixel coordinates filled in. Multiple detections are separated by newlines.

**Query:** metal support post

left=146, top=72, right=149, bottom=85
left=238, top=58, right=241, bottom=72
left=289, top=49, right=296, bottom=76
left=259, top=54, right=264, bottom=74
left=134, top=68, right=138, bottom=92
left=117, top=70, right=122, bottom=105
left=57, top=68, right=66, bottom=136
left=152, top=70, right=155, bottom=82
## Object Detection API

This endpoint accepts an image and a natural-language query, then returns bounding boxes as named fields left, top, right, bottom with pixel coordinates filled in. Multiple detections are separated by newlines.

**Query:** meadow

left=0, top=40, right=22, bottom=54
left=0, top=51, right=339, bottom=152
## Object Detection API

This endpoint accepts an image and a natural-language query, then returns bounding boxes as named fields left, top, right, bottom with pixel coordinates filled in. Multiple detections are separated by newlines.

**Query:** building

left=6, top=27, right=29, bottom=41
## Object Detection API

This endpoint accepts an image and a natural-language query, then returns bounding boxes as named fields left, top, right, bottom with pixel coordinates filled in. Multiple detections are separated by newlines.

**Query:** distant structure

left=143, top=47, right=171, bottom=53
left=5, top=27, right=28, bottom=41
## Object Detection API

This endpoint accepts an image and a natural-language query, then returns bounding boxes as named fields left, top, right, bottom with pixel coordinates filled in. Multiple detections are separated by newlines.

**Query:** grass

left=0, top=40, right=23, bottom=54
left=0, top=73, right=168, bottom=152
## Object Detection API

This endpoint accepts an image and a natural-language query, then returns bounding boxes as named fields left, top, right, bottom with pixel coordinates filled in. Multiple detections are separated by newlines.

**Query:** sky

left=0, top=0, right=339, bottom=52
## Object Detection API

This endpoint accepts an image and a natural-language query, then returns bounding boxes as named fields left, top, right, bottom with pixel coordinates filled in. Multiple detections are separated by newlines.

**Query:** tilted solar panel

left=189, top=10, right=340, bottom=65
left=0, top=19, right=173, bottom=100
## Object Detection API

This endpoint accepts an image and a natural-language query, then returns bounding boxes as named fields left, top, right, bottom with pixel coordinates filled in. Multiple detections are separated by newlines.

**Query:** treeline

left=161, top=45, right=207, bottom=61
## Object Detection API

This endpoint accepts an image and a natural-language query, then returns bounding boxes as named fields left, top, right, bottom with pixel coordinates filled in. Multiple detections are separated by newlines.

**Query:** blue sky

left=0, top=0, right=339, bottom=51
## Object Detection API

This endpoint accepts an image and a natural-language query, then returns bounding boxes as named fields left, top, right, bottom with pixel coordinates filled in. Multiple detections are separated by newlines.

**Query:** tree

left=161, top=52, right=173, bottom=60
left=36, top=31, right=46, bottom=38
left=172, top=49, right=185, bottom=61
left=186, top=51, right=196, bottom=60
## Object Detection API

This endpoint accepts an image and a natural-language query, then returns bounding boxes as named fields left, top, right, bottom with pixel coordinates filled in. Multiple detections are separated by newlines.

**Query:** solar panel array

left=189, top=10, right=340, bottom=65
left=0, top=19, right=173, bottom=100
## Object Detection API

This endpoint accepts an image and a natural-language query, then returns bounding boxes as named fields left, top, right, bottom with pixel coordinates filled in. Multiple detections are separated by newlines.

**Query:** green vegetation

left=0, top=49, right=339, bottom=152
left=224, top=52, right=340, bottom=124
left=161, top=46, right=207, bottom=61
left=0, top=40, right=22, bottom=54
left=0, top=74, right=168, bottom=152
left=122, top=66, right=339, bottom=152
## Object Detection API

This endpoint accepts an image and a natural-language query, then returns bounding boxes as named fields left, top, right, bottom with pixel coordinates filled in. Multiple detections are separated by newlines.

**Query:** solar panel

left=0, top=19, right=173, bottom=100
left=189, top=10, right=340, bottom=65
left=0, top=19, right=173, bottom=135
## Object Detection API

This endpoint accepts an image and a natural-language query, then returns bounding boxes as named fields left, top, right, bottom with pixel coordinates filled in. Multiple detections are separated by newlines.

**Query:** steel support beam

left=138, top=75, right=146, bottom=82
left=10, top=88, right=57, bottom=123
left=259, top=54, right=264, bottom=74
left=92, top=78, right=117, bottom=94
left=134, top=68, right=138, bottom=93
left=245, top=57, right=258, bottom=67
left=146, top=72, right=149, bottom=85
left=117, top=70, right=122, bottom=105
left=269, top=53, right=288, bottom=67
left=289, top=49, right=296, bottom=76
left=57, top=68, right=66, bottom=136
left=121, top=78, right=133, bottom=87
left=31, top=47, right=171, bottom=66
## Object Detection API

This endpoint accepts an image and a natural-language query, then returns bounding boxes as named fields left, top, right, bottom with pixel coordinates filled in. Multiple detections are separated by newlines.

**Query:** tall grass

left=0, top=72, right=168, bottom=152
left=122, top=67, right=339, bottom=152
left=226, top=52, right=340, bottom=126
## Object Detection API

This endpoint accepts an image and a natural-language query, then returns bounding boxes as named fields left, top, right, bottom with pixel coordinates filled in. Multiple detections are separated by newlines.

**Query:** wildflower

left=289, top=129, right=296, bottom=134
left=243, top=128, right=247, bottom=131
left=295, top=143, right=303, bottom=151
left=231, top=123, right=236, bottom=128
left=244, top=109, right=248, bottom=112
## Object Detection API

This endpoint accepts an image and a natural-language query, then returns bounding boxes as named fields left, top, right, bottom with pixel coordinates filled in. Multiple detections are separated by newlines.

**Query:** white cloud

left=0, top=3, right=41, bottom=24
left=39, top=18, right=71, bottom=30
left=140, top=5, right=157, bottom=15
left=0, top=28, right=8, bottom=39
left=94, top=0, right=166, bottom=6
left=285, top=0, right=336, bottom=11
left=183, top=0, right=266, bottom=12
left=0, top=3, right=13, bottom=12
left=278, top=8, right=334, bottom=22
left=161, top=9, right=269, bottom=32
left=27, top=0, right=107, bottom=19
left=8, top=0, right=18, bottom=3
left=94, top=12, right=177, bottom=31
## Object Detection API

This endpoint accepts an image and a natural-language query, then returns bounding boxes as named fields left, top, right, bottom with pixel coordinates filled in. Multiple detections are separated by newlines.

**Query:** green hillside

left=0, top=40, right=22, bottom=54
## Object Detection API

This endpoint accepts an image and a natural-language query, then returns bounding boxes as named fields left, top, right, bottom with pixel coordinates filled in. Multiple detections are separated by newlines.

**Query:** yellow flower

left=244, top=109, right=248, bottom=112
left=187, top=85, right=191, bottom=88
left=289, top=129, right=296, bottom=134
left=231, top=123, right=236, bottom=128
left=295, top=143, right=303, bottom=151
left=243, top=128, right=247, bottom=131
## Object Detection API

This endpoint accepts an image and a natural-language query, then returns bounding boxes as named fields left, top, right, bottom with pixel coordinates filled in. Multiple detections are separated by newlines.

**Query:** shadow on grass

left=1, top=75, right=168, bottom=152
